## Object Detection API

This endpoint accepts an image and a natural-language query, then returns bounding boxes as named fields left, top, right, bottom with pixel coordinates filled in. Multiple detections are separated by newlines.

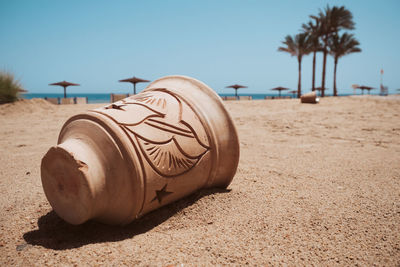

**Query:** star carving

left=151, top=184, right=173, bottom=204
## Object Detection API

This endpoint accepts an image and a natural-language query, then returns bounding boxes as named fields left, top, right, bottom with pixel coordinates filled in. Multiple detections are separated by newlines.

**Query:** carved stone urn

left=300, top=91, right=319, bottom=104
left=41, top=75, right=240, bottom=225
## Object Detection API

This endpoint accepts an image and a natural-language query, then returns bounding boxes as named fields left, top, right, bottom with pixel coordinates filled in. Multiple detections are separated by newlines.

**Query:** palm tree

left=313, top=5, right=355, bottom=97
left=278, top=33, right=312, bottom=98
left=329, top=33, right=361, bottom=96
left=302, top=19, right=323, bottom=92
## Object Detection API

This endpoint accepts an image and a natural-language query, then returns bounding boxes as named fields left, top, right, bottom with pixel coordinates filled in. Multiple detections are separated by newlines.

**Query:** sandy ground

left=0, top=96, right=399, bottom=266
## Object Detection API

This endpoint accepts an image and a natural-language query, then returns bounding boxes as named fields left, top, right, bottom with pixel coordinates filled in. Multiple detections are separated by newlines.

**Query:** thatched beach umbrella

left=364, top=87, right=375, bottom=94
left=226, top=84, right=247, bottom=97
left=49, top=81, right=80, bottom=98
left=314, top=87, right=327, bottom=96
left=119, top=76, right=150, bottom=95
left=271, top=86, right=289, bottom=97
left=18, top=88, right=28, bottom=94
left=356, top=85, right=375, bottom=95
left=289, top=90, right=297, bottom=98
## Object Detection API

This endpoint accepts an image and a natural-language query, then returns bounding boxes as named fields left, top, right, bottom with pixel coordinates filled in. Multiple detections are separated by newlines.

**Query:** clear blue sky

left=1, top=0, right=399, bottom=94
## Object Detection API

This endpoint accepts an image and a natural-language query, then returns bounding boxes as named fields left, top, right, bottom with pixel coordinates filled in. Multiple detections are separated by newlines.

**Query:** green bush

left=0, top=71, right=24, bottom=104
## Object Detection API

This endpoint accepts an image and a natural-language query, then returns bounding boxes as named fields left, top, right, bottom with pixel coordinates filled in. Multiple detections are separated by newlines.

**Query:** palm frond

left=329, top=32, right=361, bottom=59
left=278, top=33, right=312, bottom=59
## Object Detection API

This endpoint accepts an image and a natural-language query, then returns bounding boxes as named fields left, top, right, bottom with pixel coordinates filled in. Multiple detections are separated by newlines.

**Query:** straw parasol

left=314, top=87, right=327, bottom=96
left=356, top=85, right=375, bottom=95
left=49, top=81, right=80, bottom=98
left=226, top=84, right=247, bottom=97
left=364, top=87, right=375, bottom=94
left=271, top=86, right=289, bottom=98
left=18, top=88, right=28, bottom=94
left=119, top=76, right=150, bottom=95
left=289, top=90, right=297, bottom=98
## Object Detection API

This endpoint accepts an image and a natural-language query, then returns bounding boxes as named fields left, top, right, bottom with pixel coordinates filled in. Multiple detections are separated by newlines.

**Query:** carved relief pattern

left=95, top=88, right=211, bottom=178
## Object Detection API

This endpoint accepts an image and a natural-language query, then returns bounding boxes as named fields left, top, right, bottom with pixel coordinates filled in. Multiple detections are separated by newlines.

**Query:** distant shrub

left=0, top=71, right=24, bottom=104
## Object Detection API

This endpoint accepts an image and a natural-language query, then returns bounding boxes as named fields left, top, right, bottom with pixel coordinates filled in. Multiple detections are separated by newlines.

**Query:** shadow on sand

left=23, top=188, right=230, bottom=250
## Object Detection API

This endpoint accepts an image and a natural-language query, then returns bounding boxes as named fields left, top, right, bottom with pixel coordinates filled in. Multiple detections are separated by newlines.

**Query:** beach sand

left=0, top=96, right=399, bottom=266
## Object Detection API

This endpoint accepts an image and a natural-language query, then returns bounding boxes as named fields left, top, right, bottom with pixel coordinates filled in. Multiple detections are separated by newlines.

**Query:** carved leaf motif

left=124, top=119, right=208, bottom=159
left=93, top=89, right=211, bottom=178
left=124, top=91, right=178, bottom=117
left=136, top=136, right=200, bottom=177
left=95, top=101, right=164, bottom=125
left=134, top=93, right=168, bottom=110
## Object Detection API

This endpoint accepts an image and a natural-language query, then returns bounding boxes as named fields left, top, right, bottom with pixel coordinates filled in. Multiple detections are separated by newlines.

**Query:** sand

left=0, top=96, right=399, bottom=266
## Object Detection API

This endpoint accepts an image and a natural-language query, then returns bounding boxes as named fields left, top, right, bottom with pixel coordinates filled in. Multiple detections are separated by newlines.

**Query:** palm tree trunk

left=312, top=51, right=316, bottom=91
left=333, top=57, right=338, bottom=96
left=298, top=57, right=302, bottom=98
left=321, top=48, right=327, bottom=97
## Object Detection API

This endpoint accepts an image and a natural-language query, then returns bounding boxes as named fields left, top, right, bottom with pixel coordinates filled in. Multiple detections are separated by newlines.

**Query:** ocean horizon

left=22, top=92, right=376, bottom=104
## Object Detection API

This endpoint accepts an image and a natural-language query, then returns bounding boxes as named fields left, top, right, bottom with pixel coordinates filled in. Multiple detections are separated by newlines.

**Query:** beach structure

left=223, top=96, right=238, bottom=101
left=41, top=75, right=239, bottom=225
left=75, top=97, right=88, bottom=104
left=60, top=98, right=75, bottom=105
left=379, top=69, right=388, bottom=96
left=49, top=80, right=80, bottom=98
left=119, top=76, right=150, bottom=95
left=271, top=86, right=289, bottom=98
left=226, top=84, right=247, bottom=98
left=379, top=84, right=388, bottom=96
left=239, top=95, right=252, bottom=100
left=44, top=97, right=59, bottom=105
left=44, top=96, right=88, bottom=105
left=110, top=93, right=130, bottom=103
left=356, top=85, right=375, bottom=95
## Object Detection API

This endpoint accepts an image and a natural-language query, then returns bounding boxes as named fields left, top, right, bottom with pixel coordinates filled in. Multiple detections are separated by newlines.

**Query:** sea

left=22, top=92, right=360, bottom=104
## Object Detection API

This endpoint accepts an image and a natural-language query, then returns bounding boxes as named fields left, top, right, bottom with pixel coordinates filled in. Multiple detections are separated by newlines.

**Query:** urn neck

left=41, top=115, right=142, bottom=225
left=41, top=138, right=105, bottom=225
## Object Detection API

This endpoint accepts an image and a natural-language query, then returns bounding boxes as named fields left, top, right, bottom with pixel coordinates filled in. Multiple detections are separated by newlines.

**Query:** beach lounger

left=110, top=93, right=129, bottom=103
left=44, top=97, right=59, bottom=105
left=74, top=97, right=88, bottom=104
left=239, top=96, right=252, bottom=100
left=224, top=96, right=237, bottom=101
left=60, top=98, right=75, bottom=105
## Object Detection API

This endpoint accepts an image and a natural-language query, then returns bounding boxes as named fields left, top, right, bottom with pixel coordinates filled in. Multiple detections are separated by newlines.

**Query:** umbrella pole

left=235, top=89, right=238, bottom=98
left=279, top=91, right=281, bottom=98
left=63, top=86, right=67, bottom=98
left=133, top=83, right=136, bottom=95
